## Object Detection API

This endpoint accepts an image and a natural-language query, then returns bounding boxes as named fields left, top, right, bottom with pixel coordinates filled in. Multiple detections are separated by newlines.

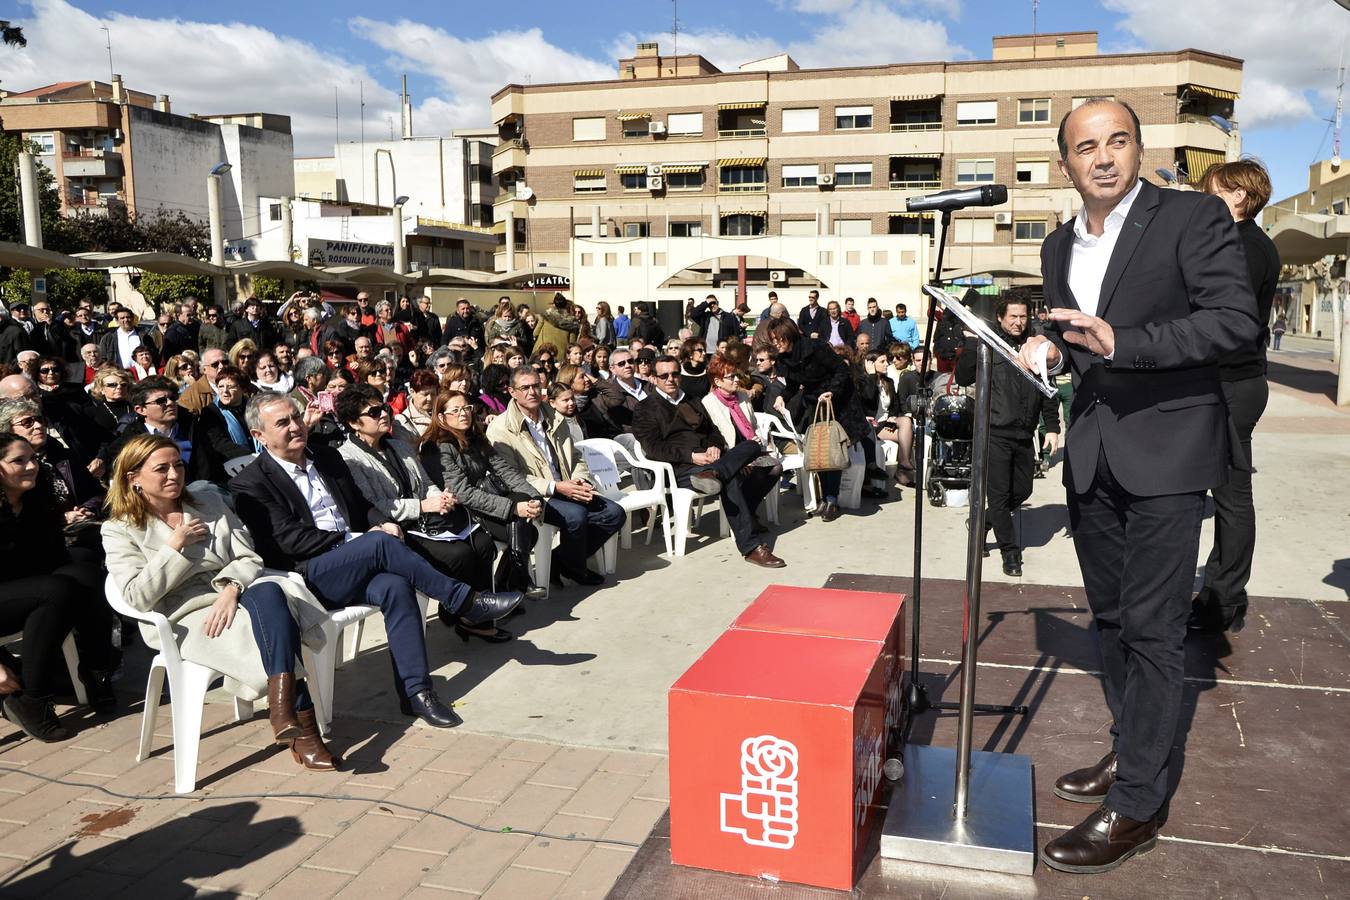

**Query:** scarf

left=216, top=399, right=250, bottom=448
left=713, top=388, right=756, bottom=442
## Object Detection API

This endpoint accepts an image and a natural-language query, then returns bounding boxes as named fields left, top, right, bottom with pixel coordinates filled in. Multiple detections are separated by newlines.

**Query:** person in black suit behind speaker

left=1016, top=99, right=1259, bottom=874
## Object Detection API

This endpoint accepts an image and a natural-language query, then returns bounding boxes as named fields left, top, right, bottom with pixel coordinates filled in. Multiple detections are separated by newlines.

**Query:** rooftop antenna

left=359, top=80, right=366, bottom=200
left=334, top=86, right=339, bottom=147
left=100, top=25, right=113, bottom=84
left=1333, top=39, right=1345, bottom=169
left=671, top=0, right=679, bottom=74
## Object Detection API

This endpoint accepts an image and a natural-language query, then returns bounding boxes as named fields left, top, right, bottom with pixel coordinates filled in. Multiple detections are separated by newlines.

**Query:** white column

left=207, top=174, right=227, bottom=306
left=505, top=210, right=517, bottom=272
left=281, top=196, right=293, bottom=261
left=18, top=151, right=42, bottom=249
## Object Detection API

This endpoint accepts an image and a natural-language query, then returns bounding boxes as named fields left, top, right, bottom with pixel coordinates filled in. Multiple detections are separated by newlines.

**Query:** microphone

left=906, top=184, right=1008, bottom=212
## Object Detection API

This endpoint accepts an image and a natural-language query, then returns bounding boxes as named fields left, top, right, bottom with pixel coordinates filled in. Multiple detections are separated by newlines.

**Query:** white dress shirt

left=268, top=451, right=351, bottom=537
left=522, top=413, right=563, bottom=486
left=115, top=327, right=142, bottom=368
left=616, top=377, right=647, bottom=402
left=1067, top=178, right=1143, bottom=317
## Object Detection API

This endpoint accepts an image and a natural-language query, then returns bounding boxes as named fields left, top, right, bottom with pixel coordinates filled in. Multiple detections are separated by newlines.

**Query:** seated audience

left=102, top=434, right=339, bottom=770
left=393, top=369, right=438, bottom=445
left=486, top=366, right=623, bottom=587
left=591, top=347, right=645, bottom=437
left=194, top=365, right=254, bottom=484
left=253, top=350, right=293, bottom=394
left=89, top=366, right=135, bottom=439
left=0, top=398, right=104, bottom=533
left=229, top=391, right=522, bottom=727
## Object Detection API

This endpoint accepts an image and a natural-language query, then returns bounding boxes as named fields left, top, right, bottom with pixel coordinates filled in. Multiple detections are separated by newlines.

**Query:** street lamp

left=207, top=162, right=232, bottom=305
left=392, top=194, right=409, bottom=276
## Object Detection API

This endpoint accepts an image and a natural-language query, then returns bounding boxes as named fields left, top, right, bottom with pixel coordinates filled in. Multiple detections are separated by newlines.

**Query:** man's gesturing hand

left=1015, top=335, right=1061, bottom=373
left=1048, top=308, right=1115, bottom=358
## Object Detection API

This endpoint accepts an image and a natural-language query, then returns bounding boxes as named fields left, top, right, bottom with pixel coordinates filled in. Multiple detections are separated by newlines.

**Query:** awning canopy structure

left=889, top=211, right=935, bottom=220
left=891, top=93, right=942, bottom=102
left=718, top=157, right=767, bottom=167
left=1266, top=212, right=1350, bottom=265
left=891, top=152, right=943, bottom=159
left=1184, top=84, right=1239, bottom=101
left=1183, top=148, right=1226, bottom=183
left=615, top=112, right=650, bottom=121
left=0, top=241, right=89, bottom=270
left=720, top=209, right=766, bottom=217
left=944, top=262, right=1043, bottom=279
left=318, top=265, right=412, bottom=285
left=614, top=164, right=646, bottom=175
left=227, top=259, right=338, bottom=282
left=661, top=163, right=705, bottom=174
left=718, top=101, right=766, bottom=110
left=573, top=168, right=604, bottom=178
left=75, top=251, right=226, bottom=276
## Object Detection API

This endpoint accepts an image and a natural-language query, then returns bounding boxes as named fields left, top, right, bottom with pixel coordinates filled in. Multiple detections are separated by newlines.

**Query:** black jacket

left=691, top=302, right=743, bottom=344
left=1040, top=179, right=1259, bottom=496
left=104, top=412, right=208, bottom=481
left=797, top=304, right=829, bottom=343
left=29, top=320, right=76, bottom=361
left=162, top=321, right=200, bottom=359
left=631, top=393, right=727, bottom=477
left=228, top=315, right=280, bottom=351
left=856, top=314, right=893, bottom=352
left=630, top=312, right=665, bottom=347
left=1221, top=218, right=1280, bottom=381
left=228, top=445, right=388, bottom=574
left=0, top=317, right=32, bottom=366
left=774, top=339, right=870, bottom=445
left=0, top=483, right=68, bottom=581
left=954, top=329, right=1061, bottom=438
left=194, top=402, right=255, bottom=484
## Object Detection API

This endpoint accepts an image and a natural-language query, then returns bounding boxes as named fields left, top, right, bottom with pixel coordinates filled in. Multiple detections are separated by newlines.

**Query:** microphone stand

left=904, top=207, right=1028, bottom=729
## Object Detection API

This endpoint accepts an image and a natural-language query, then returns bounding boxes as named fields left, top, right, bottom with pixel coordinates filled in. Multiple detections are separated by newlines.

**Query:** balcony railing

left=62, top=147, right=119, bottom=159
left=889, top=121, right=941, bottom=132
left=718, top=183, right=767, bottom=193
left=889, top=179, right=941, bottom=190
left=717, top=128, right=766, bottom=138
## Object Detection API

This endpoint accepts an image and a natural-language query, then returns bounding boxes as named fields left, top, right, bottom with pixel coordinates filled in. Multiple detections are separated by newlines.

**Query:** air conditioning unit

left=993, top=211, right=1013, bottom=225
left=648, top=176, right=664, bottom=191
left=818, top=174, right=835, bottom=187
left=770, top=270, right=786, bottom=283
left=646, top=164, right=663, bottom=177
left=648, top=121, right=666, bottom=135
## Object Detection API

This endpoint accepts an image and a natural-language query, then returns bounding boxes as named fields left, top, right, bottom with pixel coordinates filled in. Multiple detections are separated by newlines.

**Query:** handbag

left=803, top=396, right=851, bottom=472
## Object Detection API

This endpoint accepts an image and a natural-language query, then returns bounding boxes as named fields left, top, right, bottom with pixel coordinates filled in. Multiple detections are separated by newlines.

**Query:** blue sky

left=4, top=0, right=1349, bottom=203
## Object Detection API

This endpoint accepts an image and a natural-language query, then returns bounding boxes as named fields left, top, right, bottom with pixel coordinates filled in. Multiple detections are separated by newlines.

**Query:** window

left=721, top=214, right=766, bottom=236
left=469, top=164, right=491, bottom=183
left=573, top=172, right=606, bottom=193
left=623, top=223, right=649, bottom=238
left=28, top=133, right=55, bottom=154
left=572, top=223, right=595, bottom=238
left=620, top=172, right=649, bottom=190
left=955, top=100, right=997, bottom=126
left=1016, top=160, right=1050, bottom=183
left=889, top=214, right=934, bottom=237
left=719, top=165, right=767, bottom=191
left=1014, top=219, right=1048, bottom=241
left=268, top=203, right=282, bottom=221
left=780, top=220, right=817, bottom=236
left=781, top=108, right=819, bottom=133
left=667, top=112, right=704, bottom=135
left=1017, top=98, right=1051, bottom=124
left=953, top=218, right=995, bottom=243
left=835, top=105, right=874, bottom=129
left=572, top=117, right=605, bottom=141
left=781, top=164, right=819, bottom=188
left=622, top=118, right=650, bottom=138
left=956, top=159, right=995, bottom=184
left=670, top=221, right=702, bottom=237
left=666, top=170, right=704, bottom=190
left=835, top=163, right=872, bottom=187
left=833, top=219, right=872, bottom=236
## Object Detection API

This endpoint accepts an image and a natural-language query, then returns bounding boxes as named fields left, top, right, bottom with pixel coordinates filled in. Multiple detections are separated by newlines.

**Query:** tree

left=250, top=275, right=285, bottom=302
left=1, top=21, right=25, bottom=48
left=44, top=268, right=109, bottom=308
left=138, top=273, right=212, bottom=311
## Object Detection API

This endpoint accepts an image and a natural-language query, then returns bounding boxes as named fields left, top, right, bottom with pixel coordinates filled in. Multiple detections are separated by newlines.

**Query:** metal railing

left=717, top=128, right=766, bottom=138
left=718, top=183, right=767, bottom=193
left=889, top=179, right=941, bottom=190
left=889, top=121, right=942, bottom=132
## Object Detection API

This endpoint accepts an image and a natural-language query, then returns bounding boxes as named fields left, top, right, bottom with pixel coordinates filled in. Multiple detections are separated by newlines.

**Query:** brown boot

left=290, top=707, right=340, bottom=771
left=267, top=674, right=302, bottom=743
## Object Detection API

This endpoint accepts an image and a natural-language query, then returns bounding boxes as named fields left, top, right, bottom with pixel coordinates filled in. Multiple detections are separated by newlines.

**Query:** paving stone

left=420, top=829, right=529, bottom=894
left=525, top=746, right=607, bottom=790
left=449, top=757, right=541, bottom=804
left=479, top=782, right=574, bottom=834
left=382, top=769, right=468, bottom=817
left=597, top=750, right=665, bottom=777
left=555, top=846, right=638, bottom=899
left=208, top=832, right=327, bottom=895
left=478, top=863, right=568, bottom=899
left=424, top=732, right=511, bottom=775
left=557, top=770, right=646, bottom=820
left=499, top=738, right=559, bottom=764
left=601, top=797, right=667, bottom=845
left=88, top=810, right=217, bottom=876
left=541, top=811, right=606, bottom=841
left=0, top=780, right=102, bottom=826
left=266, top=866, right=355, bottom=899
left=332, top=847, right=441, bottom=898
left=394, top=796, right=495, bottom=855
left=512, top=834, right=594, bottom=876
left=631, top=764, right=669, bottom=802
left=284, top=797, right=377, bottom=839
left=303, top=809, right=414, bottom=874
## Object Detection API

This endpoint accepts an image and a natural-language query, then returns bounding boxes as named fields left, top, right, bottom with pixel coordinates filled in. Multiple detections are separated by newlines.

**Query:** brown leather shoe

left=744, top=544, right=786, bottom=568
left=1054, top=750, right=1117, bottom=803
left=820, top=501, right=841, bottom=522
left=1041, top=805, right=1160, bottom=874
left=267, top=673, right=302, bottom=744
left=289, top=707, right=340, bottom=771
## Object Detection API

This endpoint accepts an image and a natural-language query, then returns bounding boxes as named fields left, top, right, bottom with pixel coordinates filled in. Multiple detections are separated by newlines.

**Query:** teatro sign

left=509, top=272, right=571, bottom=292
left=307, top=239, right=396, bottom=268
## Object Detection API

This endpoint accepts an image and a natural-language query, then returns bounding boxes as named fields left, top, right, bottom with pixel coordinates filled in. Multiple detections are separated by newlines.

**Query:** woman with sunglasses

left=336, top=385, right=509, bottom=641
left=89, top=366, right=135, bottom=437
left=229, top=338, right=259, bottom=382
left=163, top=354, right=199, bottom=395
left=678, top=338, right=710, bottom=401
left=420, top=390, right=546, bottom=602
left=0, top=398, right=105, bottom=534
left=194, top=366, right=255, bottom=484
left=355, top=358, right=407, bottom=415
left=279, top=305, right=306, bottom=349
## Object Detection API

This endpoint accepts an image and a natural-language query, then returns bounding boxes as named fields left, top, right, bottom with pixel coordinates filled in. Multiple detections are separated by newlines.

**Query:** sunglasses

left=358, top=404, right=391, bottom=420
left=140, top=397, right=175, bottom=409
left=11, top=415, right=46, bottom=429
left=38, top=366, right=61, bottom=375
left=104, top=380, right=127, bottom=388
left=611, top=359, right=633, bottom=367
left=653, top=371, right=679, bottom=381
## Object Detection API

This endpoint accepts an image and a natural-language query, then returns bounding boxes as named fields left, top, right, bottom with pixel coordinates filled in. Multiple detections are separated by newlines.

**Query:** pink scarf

left=714, top=388, right=756, bottom=442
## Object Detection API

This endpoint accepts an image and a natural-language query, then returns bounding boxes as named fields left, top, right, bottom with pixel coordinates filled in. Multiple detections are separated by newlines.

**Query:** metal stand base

left=880, top=744, right=1036, bottom=876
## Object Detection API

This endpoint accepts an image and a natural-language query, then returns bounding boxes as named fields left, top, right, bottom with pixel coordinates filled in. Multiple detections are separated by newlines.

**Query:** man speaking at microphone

left=1015, top=99, right=1258, bottom=874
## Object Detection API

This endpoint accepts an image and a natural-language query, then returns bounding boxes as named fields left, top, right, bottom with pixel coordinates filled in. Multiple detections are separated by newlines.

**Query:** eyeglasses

left=358, top=404, right=391, bottom=420
left=512, top=382, right=542, bottom=393
left=11, top=415, right=46, bottom=429
left=204, top=360, right=224, bottom=369
left=205, top=313, right=219, bottom=319
left=38, top=366, right=61, bottom=375
left=443, top=406, right=472, bottom=417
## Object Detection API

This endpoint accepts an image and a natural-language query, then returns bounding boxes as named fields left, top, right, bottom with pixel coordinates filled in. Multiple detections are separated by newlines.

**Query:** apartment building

left=1263, top=158, right=1350, bottom=338
left=0, top=76, right=294, bottom=249
left=489, top=32, right=1242, bottom=309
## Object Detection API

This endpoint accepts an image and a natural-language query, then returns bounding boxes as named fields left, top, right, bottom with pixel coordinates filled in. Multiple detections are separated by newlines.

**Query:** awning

left=75, top=251, right=226, bottom=276
left=1266, top=212, right=1350, bottom=265
left=891, top=152, right=942, bottom=159
left=318, top=265, right=413, bottom=285
left=889, top=212, right=935, bottom=220
left=661, top=163, right=705, bottom=174
left=718, top=157, right=767, bottom=167
left=945, top=262, right=1044, bottom=279
left=615, top=112, right=651, bottom=122
left=0, top=241, right=89, bottom=270
left=614, top=164, right=647, bottom=174
left=1185, top=84, right=1239, bottom=102
left=721, top=210, right=766, bottom=217
left=718, top=101, right=766, bottom=110
left=1183, top=148, right=1226, bottom=183
left=572, top=169, right=604, bottom=178
left=227, top=259, right=337, bottom=281
left=891, top=93, right=941, bottom=102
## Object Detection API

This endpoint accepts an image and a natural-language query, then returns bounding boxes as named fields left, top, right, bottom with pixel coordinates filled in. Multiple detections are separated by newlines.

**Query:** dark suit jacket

left=193, top=403, right=254, bottom=484
left=631, top=393, right=725, bottom=472
left=1040, top=179, right=1259, bottom=497
left=228, top=444, right=388, bottom=574
left=104, top=413, right=208, bottom=481
left=797, top=304, right=829, bottom=342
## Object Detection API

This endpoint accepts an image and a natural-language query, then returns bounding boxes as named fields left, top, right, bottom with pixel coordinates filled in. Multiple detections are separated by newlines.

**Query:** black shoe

left=522, top=583, right=548, bottom=601
left=1054, top=751, right=1117, bottom=803
left=405, top=688, right=463, bottom=728
left=458, top=590, right=525, bottom=627
left=2, top=693, right=70, bottom=742
left=1187, top=599, right=1246, bottom=634
left=1041, top=806, right=1160, bottom=874
left=559, top=567, right=604, bottom=587
left=79, top=667, right=117, bottom=715
left=820, top=501, right=841, bottom=523
left=1001, top=549, right=1022, bottom=577
left=863, top=485, right=888, bottom=500
left=455, top=623, right=514, bottom=644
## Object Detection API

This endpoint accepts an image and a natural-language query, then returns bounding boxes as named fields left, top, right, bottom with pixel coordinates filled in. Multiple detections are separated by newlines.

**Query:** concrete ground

left=0, top=340, right=1343, bottom=897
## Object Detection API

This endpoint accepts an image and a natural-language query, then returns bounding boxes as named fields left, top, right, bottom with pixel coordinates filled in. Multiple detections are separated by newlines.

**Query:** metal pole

left=281, top=196, right=293, bottom=261
left=18, top=150, right=42, bottom=249
left=953, top=341, right=994, bottom=819
left=207, top=173, right=227, bottom=306
left=392, top=202, right=407, bottom=275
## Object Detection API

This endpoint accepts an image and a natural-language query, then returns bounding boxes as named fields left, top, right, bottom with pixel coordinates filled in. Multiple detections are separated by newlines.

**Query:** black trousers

left=986, top=432, right=1035, bottom=552
left=1197, top=375, right=1268, bottom=621
left=675, top=440, right=776, bottom=555
left=0, top=561, right=114, bottom=698
left=406, top=526, right=498, bottom=592
left=1068, top=449, right=1205, bottom=821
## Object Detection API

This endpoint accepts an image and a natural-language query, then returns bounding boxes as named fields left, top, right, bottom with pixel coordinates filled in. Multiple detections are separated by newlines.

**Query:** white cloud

left=1103, top=0, right=1349, bottom=129
left=0, top=0, right=399, bottom=156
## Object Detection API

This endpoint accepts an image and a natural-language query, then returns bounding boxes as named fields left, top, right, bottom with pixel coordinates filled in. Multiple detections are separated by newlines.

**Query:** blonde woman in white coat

left=101, top=433, right=339, bottom=771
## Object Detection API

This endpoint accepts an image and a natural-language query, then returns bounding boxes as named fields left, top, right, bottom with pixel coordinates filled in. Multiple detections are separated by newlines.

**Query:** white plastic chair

left=758, top=409, right=816, bottom=513
left=835, top=442, right=868, bottom=510
left=223, top=453, right=257, bottom=479
left=615, top=433, right=703, bottom=557
left=577, top=438, right=672, bottom=569
left=0, top=632, right=86, bottom=706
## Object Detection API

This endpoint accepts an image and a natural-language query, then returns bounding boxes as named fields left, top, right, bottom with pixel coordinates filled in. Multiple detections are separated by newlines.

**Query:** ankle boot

left=290, top=707, right=340, bottom=771
left=267, top=673, right=302, bottom=743
left=78, top=666, right=117, bottom=714
left=2, top=692, right=70, bottom=743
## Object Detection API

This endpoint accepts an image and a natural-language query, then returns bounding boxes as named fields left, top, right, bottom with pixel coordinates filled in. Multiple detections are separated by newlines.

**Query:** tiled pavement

left=0, top=699, right=668, bottom=898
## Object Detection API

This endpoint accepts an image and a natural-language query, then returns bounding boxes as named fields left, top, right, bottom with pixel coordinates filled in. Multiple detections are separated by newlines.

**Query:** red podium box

left=668, top=623, right=899, bottom=890
left=732, top=584, right=905, bottom=671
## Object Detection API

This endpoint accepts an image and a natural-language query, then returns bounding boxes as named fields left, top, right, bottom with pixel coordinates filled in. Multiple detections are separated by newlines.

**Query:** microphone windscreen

left=986, top=184, right=1009, bottom=205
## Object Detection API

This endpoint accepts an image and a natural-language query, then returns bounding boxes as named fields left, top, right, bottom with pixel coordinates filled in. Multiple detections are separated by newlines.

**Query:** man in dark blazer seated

left=229, top=390, right=522, bottom=729
left=1016, top=100, right=1259, bottom=874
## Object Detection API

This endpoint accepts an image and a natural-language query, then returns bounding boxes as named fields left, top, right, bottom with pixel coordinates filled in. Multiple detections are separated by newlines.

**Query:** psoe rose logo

left=719, top=735, right=800, bottom=849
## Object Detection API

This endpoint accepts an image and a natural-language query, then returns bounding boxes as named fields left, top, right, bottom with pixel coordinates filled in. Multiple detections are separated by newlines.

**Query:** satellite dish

left=516, top=185, right=534, bottom=201
left=1335, top=156, right=1343, bottom=170
left=1154, top=167, right=1176, bottom=183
